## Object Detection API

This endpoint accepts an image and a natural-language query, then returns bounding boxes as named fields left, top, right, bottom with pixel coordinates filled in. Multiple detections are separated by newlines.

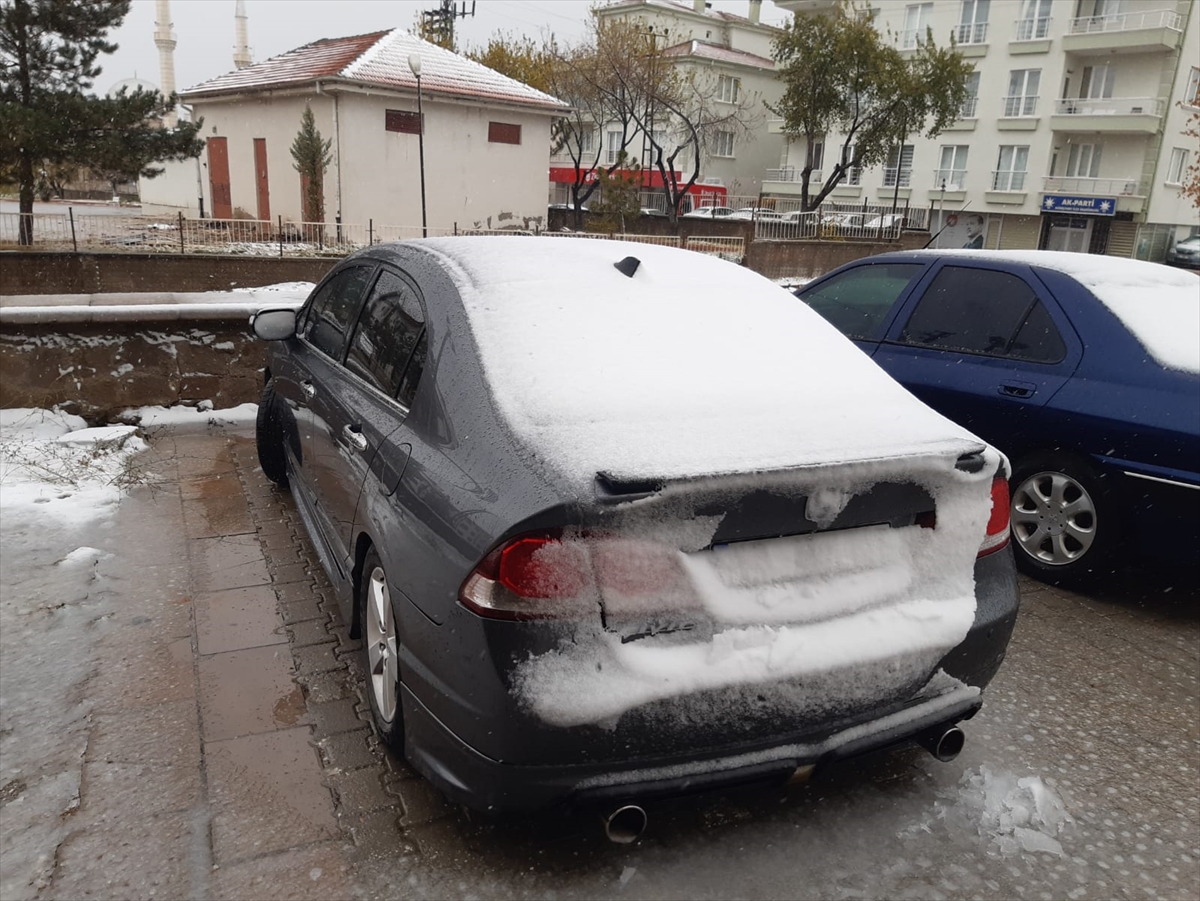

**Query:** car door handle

left=301, top=381, right=316, bottom=400
left=998, top=381, right=1036, bottom=399
left=342, top=424, right=368, bottom=452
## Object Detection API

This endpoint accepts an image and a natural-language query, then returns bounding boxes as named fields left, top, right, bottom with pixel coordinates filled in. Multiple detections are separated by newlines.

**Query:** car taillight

left=459, top=529, right=691, bottom=620
left=979, top=477, right=1011, bottom=557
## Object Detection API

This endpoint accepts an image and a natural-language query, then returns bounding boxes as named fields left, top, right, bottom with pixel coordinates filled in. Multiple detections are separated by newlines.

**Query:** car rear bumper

left=401, top=549, right=1019, bottom=813
left=401, top=678, right=983, bottom=813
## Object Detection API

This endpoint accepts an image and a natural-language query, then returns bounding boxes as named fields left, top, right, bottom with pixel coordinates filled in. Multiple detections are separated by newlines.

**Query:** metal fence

left=1, top=210, right=744, bottom=263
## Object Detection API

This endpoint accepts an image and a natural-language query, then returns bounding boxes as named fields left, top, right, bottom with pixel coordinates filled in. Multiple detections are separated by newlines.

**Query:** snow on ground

left=117, top=402, right=257, bottom=431
left=0, top=408, right=148, bottom=525
left=902, top=765, right=1074, bottom=858
left=0, top=408, right=147, bottom=898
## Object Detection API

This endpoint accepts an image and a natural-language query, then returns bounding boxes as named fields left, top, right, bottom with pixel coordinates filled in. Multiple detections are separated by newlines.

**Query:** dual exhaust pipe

left=599, top=725, right=964, bottom=843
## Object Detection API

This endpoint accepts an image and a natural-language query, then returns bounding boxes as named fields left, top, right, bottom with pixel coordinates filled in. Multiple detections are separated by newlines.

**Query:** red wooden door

left=253, top=138, right=271, bottom=221
left=207, top=137, right=233, bottom=220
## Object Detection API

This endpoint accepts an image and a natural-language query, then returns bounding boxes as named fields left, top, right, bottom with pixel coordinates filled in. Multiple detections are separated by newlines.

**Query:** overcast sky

left=102, top=0, right=793, bottom=95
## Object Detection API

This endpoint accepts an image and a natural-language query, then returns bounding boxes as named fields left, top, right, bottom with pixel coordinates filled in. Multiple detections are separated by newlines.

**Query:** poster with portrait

left=932, top=211, right=989, bottom=249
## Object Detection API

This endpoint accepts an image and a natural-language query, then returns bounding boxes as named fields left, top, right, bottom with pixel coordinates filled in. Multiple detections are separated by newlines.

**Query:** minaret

left=234, top=0, right=252, bottom=69
left=154, top=0, right=178, bottom=126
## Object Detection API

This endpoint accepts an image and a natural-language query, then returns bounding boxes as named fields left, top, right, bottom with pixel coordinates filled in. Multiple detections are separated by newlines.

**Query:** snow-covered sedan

left=250, top=238, right=1019, bottom=826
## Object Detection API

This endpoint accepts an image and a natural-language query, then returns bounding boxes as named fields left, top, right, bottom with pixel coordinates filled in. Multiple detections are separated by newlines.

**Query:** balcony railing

left=1042, top=176, right=1145, bottom=195
left=960, top=96, right=979, bottom=118
left=954, top=22, right=989, bottom=43
left=932, top=169, right=968, bottom=191
left=991, top=170, right=1029, bottom=191
left=1013, top=16, right=1051, bottom=41
left=764, top=168, right=822, bottom=183
left=1052, top=97, right=1165, bottom=116
left=1002, top=95, right=1039, bottom=117
left=1068, top=8, right=1182, bottom=34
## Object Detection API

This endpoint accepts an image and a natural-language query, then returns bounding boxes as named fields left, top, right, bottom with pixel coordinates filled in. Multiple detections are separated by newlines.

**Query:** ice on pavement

left=903, top=765, right=1074, bottom=858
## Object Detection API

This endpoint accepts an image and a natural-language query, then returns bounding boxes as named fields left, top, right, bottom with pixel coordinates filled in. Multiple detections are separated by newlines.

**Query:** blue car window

left=304, top=265, right=376, bottom=360
left=797, top=264, right=923, bottom=340
left=899, top=266, right=1044, bottom=358
left=1008, top=299, right=1067, bottom=363
left=346, top=270, right=427, bottom=405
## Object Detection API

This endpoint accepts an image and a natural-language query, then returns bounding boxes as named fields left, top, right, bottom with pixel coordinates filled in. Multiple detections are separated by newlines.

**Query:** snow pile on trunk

left=510, top=449, right=997, bottom=728
left=0, top=408, right=148, bottom=524
left=906, top=765, right=1073, bottom=857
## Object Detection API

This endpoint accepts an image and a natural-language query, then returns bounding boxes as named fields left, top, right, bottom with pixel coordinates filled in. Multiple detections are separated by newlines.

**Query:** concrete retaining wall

left=1, top=252, right=335, bottom=295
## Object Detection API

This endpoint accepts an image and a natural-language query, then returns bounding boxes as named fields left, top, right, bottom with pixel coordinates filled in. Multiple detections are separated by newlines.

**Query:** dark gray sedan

left=250, top=237, right=1018, bottom=828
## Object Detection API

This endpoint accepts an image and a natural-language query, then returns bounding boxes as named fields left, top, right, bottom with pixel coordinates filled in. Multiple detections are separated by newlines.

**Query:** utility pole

left=419, top=0, right=475, bottom=51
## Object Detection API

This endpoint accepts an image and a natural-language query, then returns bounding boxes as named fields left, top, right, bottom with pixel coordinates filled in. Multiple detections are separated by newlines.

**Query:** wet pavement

left=2, top=426, right=1197, bottom=900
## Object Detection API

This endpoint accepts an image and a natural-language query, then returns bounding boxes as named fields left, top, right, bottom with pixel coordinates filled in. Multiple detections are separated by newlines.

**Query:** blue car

left=796, top=250, right=1200, bottom=585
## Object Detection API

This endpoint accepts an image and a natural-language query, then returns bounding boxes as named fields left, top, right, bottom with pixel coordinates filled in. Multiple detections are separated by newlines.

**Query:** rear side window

left=345, top=269, right=427, bottom=404
left=899, top=266, right=1065, bottom=362
left=798, top=263, right=924, bottom=340
left=304, top=265, right=375, bottom=359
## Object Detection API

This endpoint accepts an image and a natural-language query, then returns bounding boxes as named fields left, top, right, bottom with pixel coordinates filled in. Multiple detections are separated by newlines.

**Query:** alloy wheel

left=364, top=565, right=398, bottom=723
left=1010, top=470, right=1097, bottom=566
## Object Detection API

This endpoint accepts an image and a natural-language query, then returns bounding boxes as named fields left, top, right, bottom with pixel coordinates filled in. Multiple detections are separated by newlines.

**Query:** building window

left=1003, top=69, right=1040, bottom=117
left=1015, top=0, right=1052, bottom=40
left=1065, top=143, right=1102, bottom=179
left=883, top=143, right=914, bottom=187
left=711, top=130, right=735, bottom=158
left=902, top=3, right=933, bottom=48
left=1079, top=64, right=1115, bottom=100
left=580, top=128, right=595, bottom=154
left=1166, top=147, right=1189, bottom=185
left=606, top=129, right=623, bottom=165
left=993, top=145, right=1029, bottom=191
left=717, top=75, right=740, bottom=103
left=961, top=72, right=980, bottom=118
left=956, top=0, right=989, bottom=44
left=1185, top=67, right=1200, bottom=108
left=488, top=122, right=521, bottom=144
left=936, top=145, right=969, bottom=190
left=385, top=110, right=421, bottom=134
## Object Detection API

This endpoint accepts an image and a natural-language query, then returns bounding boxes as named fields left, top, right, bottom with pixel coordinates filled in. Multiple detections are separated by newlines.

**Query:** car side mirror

left=250, top=308, right=298, bottom=341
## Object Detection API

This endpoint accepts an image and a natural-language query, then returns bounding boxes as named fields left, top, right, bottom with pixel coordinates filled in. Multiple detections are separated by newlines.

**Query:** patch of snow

left=904, top=766, right=1074, bottom=858
left=0, top=413, right=148, bottom=527
left=117, top=402, right=257, bottom=433
left=429, top=237, right=985, bottom=488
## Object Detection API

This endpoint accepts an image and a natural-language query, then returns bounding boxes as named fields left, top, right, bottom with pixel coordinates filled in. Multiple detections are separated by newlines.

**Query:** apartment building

left=772, top=0, right=1199, bottom=259
left=550, top=0, right=786, bottom=207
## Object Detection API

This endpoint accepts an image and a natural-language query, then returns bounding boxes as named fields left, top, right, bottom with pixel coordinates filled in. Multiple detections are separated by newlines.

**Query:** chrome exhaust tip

left=918, top=724, right=965, bottom=762
left=603, top=804, right=648, bottom=844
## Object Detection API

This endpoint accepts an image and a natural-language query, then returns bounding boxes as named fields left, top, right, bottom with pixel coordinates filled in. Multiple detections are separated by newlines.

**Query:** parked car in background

left=681, top=205, right=734, bottom=219
left=728, top=207, right=782, bottom=221
left=251, top=238, right=1018, bottom=823
left=795, top=250, right=1200, bottom=585
left=1166, top=234, right=1200, bottom=269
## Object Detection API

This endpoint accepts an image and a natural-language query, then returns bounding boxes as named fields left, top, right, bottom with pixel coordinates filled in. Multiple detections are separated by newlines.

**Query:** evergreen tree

left=0, top=0, right=204, bottom=243
left=289, top=106, right=332, bottom=223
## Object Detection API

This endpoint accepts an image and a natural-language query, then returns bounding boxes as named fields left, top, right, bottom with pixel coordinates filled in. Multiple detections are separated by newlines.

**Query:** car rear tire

left=360, top=547, right=404, bottom=752
left=1009, top=452, right=1121, bottom=586
left=255, top=382, right=289, bottom=486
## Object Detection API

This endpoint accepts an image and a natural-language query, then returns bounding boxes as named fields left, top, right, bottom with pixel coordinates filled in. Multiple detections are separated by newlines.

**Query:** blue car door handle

left=998, top=381, right=1036, bottom=399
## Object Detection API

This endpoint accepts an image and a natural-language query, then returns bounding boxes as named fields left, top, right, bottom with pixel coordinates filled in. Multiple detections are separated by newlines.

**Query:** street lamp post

left=408, top=53, right=428, bottom=238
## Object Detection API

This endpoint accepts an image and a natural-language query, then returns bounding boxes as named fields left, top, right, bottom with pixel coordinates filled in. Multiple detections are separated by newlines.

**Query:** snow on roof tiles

left=662, top=40, right=775, bottom=69
left=182, top=28, right=569, bottom=113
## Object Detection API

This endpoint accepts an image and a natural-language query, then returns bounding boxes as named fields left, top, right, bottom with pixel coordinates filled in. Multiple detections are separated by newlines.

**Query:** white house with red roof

left=173, top=29, right=569, bottom=232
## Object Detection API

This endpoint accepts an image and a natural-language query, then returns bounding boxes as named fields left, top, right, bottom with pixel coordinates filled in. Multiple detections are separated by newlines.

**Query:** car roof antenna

left=614, top=256, right=640, bottom=278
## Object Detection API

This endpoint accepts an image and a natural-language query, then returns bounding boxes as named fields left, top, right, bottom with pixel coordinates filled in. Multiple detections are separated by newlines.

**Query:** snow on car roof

left=917, top=250, right=1200, bottom=374
left=422, top=237, right=981, bottom=487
